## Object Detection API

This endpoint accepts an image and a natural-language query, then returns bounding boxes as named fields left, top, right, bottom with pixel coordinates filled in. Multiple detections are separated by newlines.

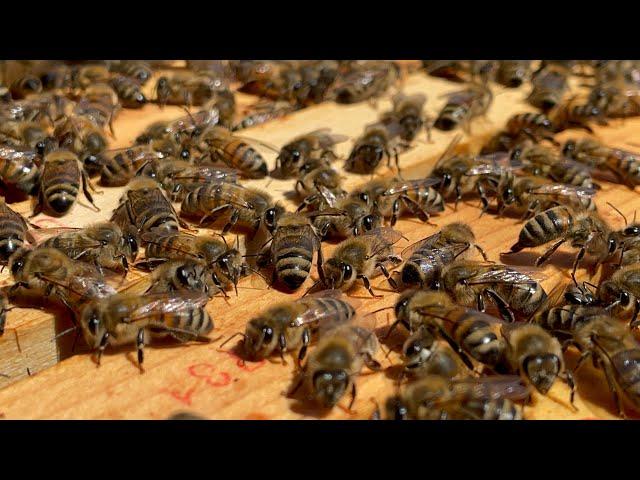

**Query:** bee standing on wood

left=274, top=129, right=347, bottom=178
left=433, top=83, right=492, bottom=132
left=0, top=198, right=34, bottom=263
left=344, top=122, right=404, bottom=175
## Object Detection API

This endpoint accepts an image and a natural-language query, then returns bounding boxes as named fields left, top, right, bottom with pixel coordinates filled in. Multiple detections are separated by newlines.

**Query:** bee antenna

left=218, top=332, right=246, bottom=350
left=368, top=306, right=394, bottom=315
left=302, top=280, right=321, bottom=298
left=52, top=325, right=78, bottom=342
left=607, top=202, right=628, bottom=226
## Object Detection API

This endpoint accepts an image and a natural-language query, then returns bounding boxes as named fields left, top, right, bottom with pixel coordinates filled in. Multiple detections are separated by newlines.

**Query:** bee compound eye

left=342, top=263, right=353, bottom=277
left=621, top=291, right=631, bottom=307
left=262, top=326, right=273, bottom=343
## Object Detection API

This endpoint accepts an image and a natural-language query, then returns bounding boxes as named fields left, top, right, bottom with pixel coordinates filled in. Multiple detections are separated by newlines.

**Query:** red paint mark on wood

left=161, top=386, right=197, bottom=406
left=188, top=363, right=232, bottom=388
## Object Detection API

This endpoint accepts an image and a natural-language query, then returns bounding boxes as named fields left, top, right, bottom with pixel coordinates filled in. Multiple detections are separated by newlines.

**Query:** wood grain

left=0, top=68, right=636, bottom=419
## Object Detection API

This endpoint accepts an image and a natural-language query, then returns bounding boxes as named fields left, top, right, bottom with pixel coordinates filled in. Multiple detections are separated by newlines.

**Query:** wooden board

left=0, top=67, right=636, bottom=419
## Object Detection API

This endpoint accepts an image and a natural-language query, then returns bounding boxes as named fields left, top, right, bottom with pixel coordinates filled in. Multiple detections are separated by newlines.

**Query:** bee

left=78, top=291, right=213, bottom=368
left=141, top=231, right=248, bottom=293
left=0, top=198, right=33, bottom=263
left=298, top=185, right=381, bottom=240
left=8, top=247, right=116, bottom=310
left=345, top=122, right=403, bottom=175
left=333, top=62, right=398, bottom=104
left=495, top=175, right=597, bottom=218
left=381, top=93, right=430, bottom=142
left=422, top=61, right=467, bottom=82
left=145, top=258, right=219, bottom=297
left=505, top=113, right=557, bottom=145
left=381, top=374, right=527, bottom=420
left=72, top=65, right=111, bottom=89
left=9, top=75, right=43, bottom=99
left=155, top=73, right=223, bottom=107
left=180, top=182, right=280, bottom=235
left=232, top=101, right=297, bottom=132
left=290, top=317, right=381, bottom=410
left=0, top=144, right=41, bottom=195
left=35, top=221, right=137, bottom=275
left=401, top=339, right=468, bottom=380
left=111, top=178, right=185, bottom=237
left=0, top=120, right=51, bottom=153
left=551, top=97, right=608, bottom=134
left=110, top=75, right=146, bottom=108
left=508, top=206, right=616, bottom=283
left=54, top=116, right=109, bottom=169
left=34, top=149, right=99, bottom=217
left=318, top=227, right=404, bottom=296
left=511, top=142, right=598, bottom=189
left=562, top=138, right=640, bottom=188
left=587, top=82, right=640, bottom=118
left=92, top=146, right=165, bottom=187
left=597, top=264, right=640, bottom=325
left=235, top=290, right=356, bottom=363
left=495, top=61, right=531, bottom=88
left=433, top=83, right=492, bottom=132
left=137, top=158, right=238, bottom=201
left=194, top=126, right=270, bottom=179
left=108, top=61, right=153, bottom=85
left=440, top=260, right=548, bottom=322
left=275, top=129, right=347, bottom=178
left=295, top=165, right=345, bottom=199
left=257, top=210, right=323, bottom=290
left=375, top=177, right=446, bottom=226
left=39, top=64, right=73, bottom=90
left=528, top=64, right=569, bottom=111
left=400, top=222, right=487, bottom=289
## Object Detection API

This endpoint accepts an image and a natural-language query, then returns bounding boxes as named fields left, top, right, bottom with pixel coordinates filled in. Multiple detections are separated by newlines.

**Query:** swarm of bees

left=2, top=59, right=640, bottom=421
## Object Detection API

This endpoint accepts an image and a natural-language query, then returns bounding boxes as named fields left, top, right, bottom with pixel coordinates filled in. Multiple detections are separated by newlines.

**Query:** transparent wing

left=0, top=145, right=38, bottom=163
left=291, top=291, right=356, bottom=328
left=451, top=375, right=531, bottom=401
left=528, top=183, right=597, bottom=199
left=28, top=227, right=82, bottom=245
left=126, top=292, right=210, bottom=324
left=400, top=231, right=443, bottom=260
left=465, top=265, right=544, bottom=286
left=363, top=227, right=405, bottom=250
left=172, top=165, right=240, bottom=184
left=69, top=274, right=117, bottom=300
left=381, top=178, right=441, bottom=196
left=317, top=184, right=339, bottom=207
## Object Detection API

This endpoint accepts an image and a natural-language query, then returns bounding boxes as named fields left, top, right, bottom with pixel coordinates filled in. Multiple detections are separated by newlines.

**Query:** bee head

left=80, top=302, right=107, bottom=349
left=402, top=329, right=435, bottom=371
left=523, top=353, right=560, bottom=395
left=599, top=280, right=632, bottom=312
left=8, top=247, right=30, bottom=278
left=312, top=369, right=349, bottom=408
left=394, top=292, right=413, bottom=328
left=562, top=140, right=577, bottom=157
left=244, top=319, right=276, bottom=360
left=263, top=207, right=280, bottom=232
left=355, top=213, right=380, bottom=236
left=385, top=396, right=409, bottom=420
left=217, top=250, right=245, bottom=286
left=322, top=259, right=354, bottom=290
left=123, top=231, right=139, bottom=262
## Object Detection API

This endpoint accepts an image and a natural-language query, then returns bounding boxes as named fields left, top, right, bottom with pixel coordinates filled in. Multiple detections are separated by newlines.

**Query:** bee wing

left=231, top=134, right=280, bottom=153
left=465, top=265, right=544, bottom=286
left=290, top=291, right=356, bottom=328
left=316, top=184, right=339, bottom=207
left=301, top=129, right=350, bottom=148
left=27, top=227, right=83, bottom=244
left=610, top=147, right=640, bottom=160
left=363, top=227, right=405, bottom=251
left=381, top=178, right=441, bottom=196
left=172, top=165, right=240, bottom=184
left=204, top=183, right=254, bottom=210
left=451, top=375, right=531, bottom=401
left=69, top=274, right=117, bottom=300
left=0, top=145, right=38, bottom=162
left=400, top=232, right=443, bottom=260
left=528, top=183, right=597, bottom=199
left=557, top=156, right=596, bottom=173
left=126, top=292, right=210, bottom=324
left=393, top=92, right=427, bottom=109
left=440, top=89, right=477, bottom=105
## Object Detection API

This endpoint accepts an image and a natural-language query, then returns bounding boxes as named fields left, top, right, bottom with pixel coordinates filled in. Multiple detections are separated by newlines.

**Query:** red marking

left=161, top=386, right=196, bottom=406
left=188, top=363, right=232, bottom=388
left=223, top=351, right=266, bottom=372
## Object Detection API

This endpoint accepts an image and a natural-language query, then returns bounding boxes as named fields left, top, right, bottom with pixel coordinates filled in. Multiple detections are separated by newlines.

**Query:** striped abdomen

left=0, top=151, right=40, bottom=195
left=607, top=153, right=640, bottom=186
left=410, top=186, right=445, bottom=213
left=110, top=75, right=146, bottom=108
left=309, top=297, right=356, bottom=325
left=434, top=103, right=469, bottom=131
left=128, top=189, right=180, bottom=234
left=549, top=163, right=595, bottom=189
left=506, top=113, right=553, bottom=137
left=463, top=398, right=523, bottom=420
left=451, top=315, right=506, bottom=367
left=273, top=232, right=315, bottom=290
left=181, top=183, right=258, bottom=228
left=536, top=305, right=604, bottom=333
left=145, top=233, right=199, bottom=260
left=0, top=209, right=28, bottom=262
left=511, top=206, right=574, bottom=251
left=42, top=158, right=80, bottom=216
left=610, top=349, right=640, bottom=407
left=100, top=149, right=155, bottom=186
left=402, top=246, right=457, bottom=288
left=210, top=139, right=267, bottom=178
left=494, top=280, right=548, bottom=317
left=345, top=134, right=386, bottom=174
left=157, top=307, right=214, bottom=342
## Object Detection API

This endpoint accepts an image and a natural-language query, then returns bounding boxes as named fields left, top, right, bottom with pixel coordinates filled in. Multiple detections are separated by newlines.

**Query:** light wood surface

left=0, top=68, right=636, bottom=419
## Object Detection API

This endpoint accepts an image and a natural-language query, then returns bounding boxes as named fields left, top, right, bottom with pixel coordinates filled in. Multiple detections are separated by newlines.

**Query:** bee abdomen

left=474, top=398, right=523, bottom=420
left=0, top=217, right=26, bottom=261
left=218, top=141, right=267, bottom=178
left=511, top=206, right=572, bottom=251
left=276, top=245, right=313, bottom=290
left=434, top=104, right=468, bottom=131
left=168, top=308, right=214, bottom=339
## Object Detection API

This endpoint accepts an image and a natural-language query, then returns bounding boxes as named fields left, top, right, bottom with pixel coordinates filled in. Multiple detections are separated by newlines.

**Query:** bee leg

left=561, top=369, right=576, bottom=408
left=81, top=171, right=100, bottom=212
left=484, top=288, right=515, bottom=322
left=347, top=382, right=357, bottom=411
left=390, top=198, right=400, bottom=227
left=400, top=196, right=435, bottom=226
left=357, top=274, right=380, bottom=298
left=535, top=238, right=566, bottom=267
left=376, top=263, right=397, bottom=290
left=298, top=329, right=310, bottom=367
left=30, top=192, right=44, bottom=218
left=629, top=299, right=640, bottom=329
left=287, top=373, right=305, bottom=398
left=222, top=209, right=240, bottom=235
left=278, top=333, right=288, bottom=366
left=362, top=352, right=382, bottom=371
left=136, top=329, right=145, bottom=371
left=96, top=332, right=110, bottom=366
left=454, top=185, right=462, bottom=211
left=437, top=325, right=475, bottom=371
left=601, top=363, right=626, bottom=419
left=570, top=242, right=590, bottom=285
left=473, top=243, right=489, bottom=262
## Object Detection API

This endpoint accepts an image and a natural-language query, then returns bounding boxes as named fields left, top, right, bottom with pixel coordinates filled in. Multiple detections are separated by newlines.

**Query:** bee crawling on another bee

left=344, top=121, right=407, bottom=176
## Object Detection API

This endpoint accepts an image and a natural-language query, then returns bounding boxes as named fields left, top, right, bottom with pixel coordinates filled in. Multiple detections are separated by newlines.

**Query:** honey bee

left=495, top=175, right=597, bottom=218
left=502, top=323, right=575, bottom=403
left=110, top=75, right=146, bottom=108
left=333, top=61, right=398, bottom=104
left=34, top=149, right=99, bottom=217
left=318, top=227, right=404, bottom=296
left=508, top=206, right=616, bottom=283
left=295, top=165, right=345, bottom=199
left=374, top=177, right=446, bottom=226
left=92, top=146, right=165, bottom=187
left=0, top=120, right=51, bottom=153
left=194, top=126, right=270, bottom=179
left=9, top=247, right=116, bottom=310
left=180, top=182, right=280, bottom=235
left=528, top=64, right=569, bottom=111
left=39, top=64, right=73, bottom=90
left=145, top=258, right=219, bottom=297
left=587, top=81, right=640, bottom=119
left=551, top=97, right=608, bottom=134
left=9, top=75, right=42, bottom=99
left=137, top=158, right=238, bottom=201
left=34, top=221, right=137, bottom=274
left=380, top=373, right=528, bottom=420
left=400, top=222, right=487, bottom=289
left=108, top=61, right=152, bottom=85
left=440, top=260, right=548, bottom=322
left=290, top=317, right=381, bottom=410
left=562, top=138, right=640, bottom=188
left=495, top=61, right=531, bottom=88
left=511, top=142, right=598, bottom=189
left=78, top=291, right=213, bottom=368
left=111, top=178, right=185, bottom=237
left=0, top=144, right=41, bottom=195
left=141, top=231, right=248, bottom=293
left=72, top=64, right=111, bottom=89
left=345, top=122, right=404, bottom=175
left=298, top=185, right=381, bottom=240
left=422, top=61, right=467, bottom=82
left=155, top=72, right=225, bottom=107
left=0, top=198, right=33, bottom=263
left=257, top=210, right=323, bottom=290
left=381, top=93, right=430, bottom=142
left=275, top=129, right=347, bottom=178
left=54, top=116, right=109, bottom=169
left=597, top=264, right=640, bottom=325
left=401, top=339, right=468, bottom=380
left=232, top=101, right=297, bottom=132
left=505, top=113, right=557, bottom=145
left=233, top=290, right=356, bottom=363
left=433, top=83, right=492, bottom=132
